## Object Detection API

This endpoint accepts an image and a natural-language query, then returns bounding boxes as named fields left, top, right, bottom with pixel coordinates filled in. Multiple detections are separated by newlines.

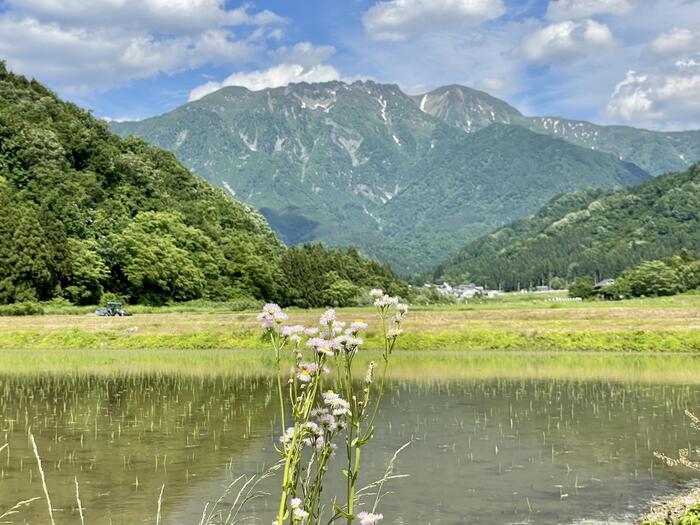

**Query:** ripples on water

left=0, top=357, right=699, bottom=524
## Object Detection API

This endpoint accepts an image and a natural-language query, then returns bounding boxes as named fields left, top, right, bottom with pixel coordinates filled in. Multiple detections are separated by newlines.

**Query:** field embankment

left=1, top=295, right=699, bottom=353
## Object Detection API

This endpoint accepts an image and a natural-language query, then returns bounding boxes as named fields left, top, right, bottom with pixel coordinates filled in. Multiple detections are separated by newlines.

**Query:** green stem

left=341, top=347, right=360, bottom=524
left=346, top=445, right=361, bottom=525
left=361, top=355, right=389, bottom=442
left=276, top=371, right=286, bottom=434
left=277, top=422, right=300, bottom=524
left=361, top=314, right=391, bottom=442
left=273, top=333, right=286, bottom=436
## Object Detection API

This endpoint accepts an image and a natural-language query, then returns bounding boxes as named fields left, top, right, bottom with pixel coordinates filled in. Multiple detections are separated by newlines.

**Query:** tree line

left=570, top=250, right=700, bottom=299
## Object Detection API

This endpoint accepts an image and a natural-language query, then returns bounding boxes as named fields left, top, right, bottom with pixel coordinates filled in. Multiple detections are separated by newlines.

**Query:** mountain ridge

left=112, top=79, right=681, bottom=272
left=413, top=84, right=700, bottom=175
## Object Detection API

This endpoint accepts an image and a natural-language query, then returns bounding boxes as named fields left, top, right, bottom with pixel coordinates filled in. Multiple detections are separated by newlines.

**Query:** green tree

left=624, top=260, right=682, bottom=297
left=112, top=214, right=206, bottom=304
left=323, top=273, right=360, bottom=307
left=569, top=277, right=595, bottom=299
left=680, top=261, right=700, bottom=291
left=549, top=276, right=566, bottom=290
left=0, top=63, right=407, bottom=307
left=63, top=239, right=109, bottom=305
left=4, top=206, right=69, bottom=301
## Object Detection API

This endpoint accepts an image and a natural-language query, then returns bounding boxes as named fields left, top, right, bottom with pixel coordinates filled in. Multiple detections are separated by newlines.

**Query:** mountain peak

left=413, top=84, right=524, bottom=133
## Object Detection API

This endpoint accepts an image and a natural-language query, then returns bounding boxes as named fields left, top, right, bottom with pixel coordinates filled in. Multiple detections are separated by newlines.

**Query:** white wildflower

left=357, top=511, right=383, bottom=525
left=319, top=309, right=336, bottom=326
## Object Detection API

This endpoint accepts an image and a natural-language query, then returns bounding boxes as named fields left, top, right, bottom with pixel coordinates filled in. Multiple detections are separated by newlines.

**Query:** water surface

left=1, top=353, right=699, bottom=524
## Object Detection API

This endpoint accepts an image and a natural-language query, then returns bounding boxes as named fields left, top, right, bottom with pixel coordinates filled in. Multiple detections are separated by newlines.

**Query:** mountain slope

left=415, top=85, right=700, bottom=176
left=526, top=117, right=700, bottom=177
left=436, top=163, right=700, bottom=289
left=371, top=124, right=649, bottom=270
left=113, top=81, right=650, bottom=273
left=116, top=81, right=435, bottom=249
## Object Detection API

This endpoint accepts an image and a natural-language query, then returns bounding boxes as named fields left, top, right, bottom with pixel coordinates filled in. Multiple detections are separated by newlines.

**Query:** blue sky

left=0, top=0, right=699, bottom=130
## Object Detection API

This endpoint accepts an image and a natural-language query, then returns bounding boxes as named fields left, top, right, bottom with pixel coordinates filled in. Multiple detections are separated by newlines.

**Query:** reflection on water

left=1, top=361, right=699, bottom=524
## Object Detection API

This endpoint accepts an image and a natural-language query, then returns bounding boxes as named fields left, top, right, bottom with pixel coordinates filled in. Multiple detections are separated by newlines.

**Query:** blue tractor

left=95, top=302, right=131, bottom=317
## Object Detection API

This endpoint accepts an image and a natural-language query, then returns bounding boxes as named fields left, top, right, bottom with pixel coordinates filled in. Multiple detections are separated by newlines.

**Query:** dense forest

left=436, top=164, right=700, bottom=290
left=278, top=244, right=406, bottom=308
left=0, top=62, right=405, bottom=307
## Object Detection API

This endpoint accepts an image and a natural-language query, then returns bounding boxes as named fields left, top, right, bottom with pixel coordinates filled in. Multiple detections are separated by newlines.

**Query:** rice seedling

left=0, top=353, right=698, bottom=523
left=29, top=433, right=55, bottom=525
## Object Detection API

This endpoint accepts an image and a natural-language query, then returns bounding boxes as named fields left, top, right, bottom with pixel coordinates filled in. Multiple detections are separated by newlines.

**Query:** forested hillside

left=436, top=164, right=700, bottom=289
left=0, top=62, right=405, bottom=306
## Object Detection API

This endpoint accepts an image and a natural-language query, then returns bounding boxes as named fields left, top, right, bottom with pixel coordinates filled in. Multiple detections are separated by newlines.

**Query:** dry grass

left=0, top=295, right=699, bottom=357
left=1, top=299, right=699, bottom=337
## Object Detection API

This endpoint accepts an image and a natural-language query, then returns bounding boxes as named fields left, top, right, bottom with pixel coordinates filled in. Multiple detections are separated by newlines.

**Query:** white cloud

left=676, top=56, right=700, bottom=71
left=546, top=0, right=634, bottom=21
left=650, top=26, right=700, bottom=56
left=269, top=42, right=336, bottom=68
left=101, top=116, right=137, bottom=123
left=522, top=19, right=615, bottom=62
left=4, top=0, right=285, bottom=34
left=0, top=1, right=284, bottom=93
left=188, top=63, right=342, bottom=101
left=0, top=16, right=257, bottom=94
left=362, top=0, right=505, bottom=41
left=607, top=65, right=700, bottom=129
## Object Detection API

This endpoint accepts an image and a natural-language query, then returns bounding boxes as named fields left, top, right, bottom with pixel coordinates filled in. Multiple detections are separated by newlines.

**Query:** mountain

left=0, top=62, right=405, bottom=306
left=435, top=163, right=700, bottom=290
left=416, top=84, right=700, bottom=176
left=113, top=80, right=651, bottom=273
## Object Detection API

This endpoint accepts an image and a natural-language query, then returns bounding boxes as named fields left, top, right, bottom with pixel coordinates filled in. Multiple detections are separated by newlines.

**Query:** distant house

left=595, top=278, right=615, bottom=290
left=425, top=281, right=495, bottom=300
left=534, top=285, right=551, bottom=292
left=460, top=287, right=481, bottom=299
left=434, top=281, right=454, bottom=296
left=595, top=278, right=619, bottom=299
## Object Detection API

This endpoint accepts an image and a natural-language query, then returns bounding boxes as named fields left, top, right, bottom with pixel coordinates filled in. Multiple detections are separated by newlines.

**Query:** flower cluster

left=261, top=289, right=407, bottom=525
left=295, top=362, right=319, bottom=383
left=370, top=290, right=408, bottom=346
left=306, top=337, right=335, bottom=357
left=291, top=498, right=309, bottom=522
left=357, top=512, right=383, bottom=525
left=321, top=390, right=351, bottom=417
left=257, top=303, right=288, bottom=329
left=333, top=334, right=363, bottom=352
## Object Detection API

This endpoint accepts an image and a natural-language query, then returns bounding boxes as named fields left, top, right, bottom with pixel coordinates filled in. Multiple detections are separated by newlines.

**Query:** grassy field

left=0, top=292, right=699, bottom=355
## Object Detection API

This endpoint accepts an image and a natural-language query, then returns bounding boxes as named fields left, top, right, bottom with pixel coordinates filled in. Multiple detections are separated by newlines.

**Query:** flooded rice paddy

left=1, top=353, right=699, bottom=524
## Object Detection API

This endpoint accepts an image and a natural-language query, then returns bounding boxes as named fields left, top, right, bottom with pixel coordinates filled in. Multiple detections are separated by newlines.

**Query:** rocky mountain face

left=415, top=84, right=700, bottom=176
left=112, top=80, right=686, bottom=273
